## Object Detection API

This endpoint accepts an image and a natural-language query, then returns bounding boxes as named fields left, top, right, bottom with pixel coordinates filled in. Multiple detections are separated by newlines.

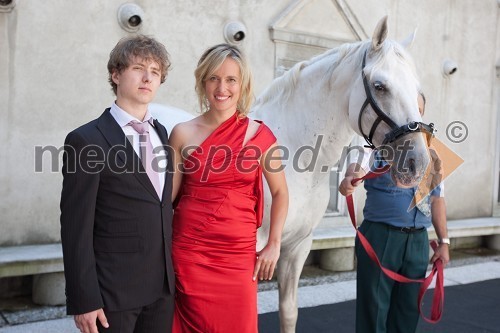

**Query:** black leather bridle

left=358, top=51, right=435, bottom=149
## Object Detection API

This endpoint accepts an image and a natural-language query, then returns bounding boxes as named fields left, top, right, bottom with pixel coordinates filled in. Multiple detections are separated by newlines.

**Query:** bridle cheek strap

left=358, top=50, right=435, bottom=149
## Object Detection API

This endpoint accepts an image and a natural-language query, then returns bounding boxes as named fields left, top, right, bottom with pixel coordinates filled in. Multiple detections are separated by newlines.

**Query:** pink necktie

left=128, top=120, right=162, bottom=198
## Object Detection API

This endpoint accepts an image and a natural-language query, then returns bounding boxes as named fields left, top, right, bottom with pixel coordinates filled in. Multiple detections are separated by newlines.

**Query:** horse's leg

left=277, top=234, right=313, bottom=333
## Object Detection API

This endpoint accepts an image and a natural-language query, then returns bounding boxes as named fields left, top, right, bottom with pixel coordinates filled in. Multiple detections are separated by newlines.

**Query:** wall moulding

left=269, top=0, right=366, bottom=76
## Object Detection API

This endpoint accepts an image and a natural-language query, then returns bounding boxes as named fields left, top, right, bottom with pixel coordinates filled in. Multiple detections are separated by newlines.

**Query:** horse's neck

left=258, top=53, right=359, bottom=168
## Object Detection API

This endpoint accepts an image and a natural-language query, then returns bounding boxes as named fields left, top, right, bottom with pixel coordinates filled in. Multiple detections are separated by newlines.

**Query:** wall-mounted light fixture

left=117, top=3, right=145, bottom=33
left=0, top=0, right=16, bottom=13
left=442, top=59, right=458, bottom=77
left=223, top=21, right=247, bottom=45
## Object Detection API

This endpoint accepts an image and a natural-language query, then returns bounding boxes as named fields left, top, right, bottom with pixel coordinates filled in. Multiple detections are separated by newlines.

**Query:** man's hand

left=430, top=243, right=450, bottom=267
left=339, top=163, right=367, bottom=196
left=339, top=176, right=363, bottom=196
left=74, top=309, right=109, bottom=333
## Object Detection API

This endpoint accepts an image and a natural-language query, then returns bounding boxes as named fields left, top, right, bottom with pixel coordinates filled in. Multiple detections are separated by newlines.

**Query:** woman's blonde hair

left=194, top=44, right=254, bottom=116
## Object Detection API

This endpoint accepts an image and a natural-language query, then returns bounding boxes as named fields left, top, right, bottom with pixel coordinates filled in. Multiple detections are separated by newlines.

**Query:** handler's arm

left=339, top=163, right=367, bottom=197
left=430, top=196, right=450, bottom=266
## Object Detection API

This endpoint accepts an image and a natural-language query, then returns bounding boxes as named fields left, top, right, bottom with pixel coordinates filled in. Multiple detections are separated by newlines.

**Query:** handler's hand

left=74, top=308, right=109, bottom=333
left=253, top=241, right=280, bottom=281
left=339, top=176, right=362, bottom=197
left=430, top=244, right=450, bottom=267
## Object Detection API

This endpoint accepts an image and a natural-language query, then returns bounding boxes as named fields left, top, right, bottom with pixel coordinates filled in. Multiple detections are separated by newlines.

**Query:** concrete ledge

left=2, top=218, right=497, bottom=274
left=312, top=217, right=500, bottom=272
left=428, top=217, right=500, bottom=239
left=311, top=226, right=356, bottom=250
left=1, top=218, right=499, bottom=299
left=312, top=217, right=500, bottom=251
left=0, top=244, right=65, bottom=306
left=0, top=244, right=63, bottom=278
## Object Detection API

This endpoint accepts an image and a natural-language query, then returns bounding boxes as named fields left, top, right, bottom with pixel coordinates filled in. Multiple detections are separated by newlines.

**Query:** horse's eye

left=373, top=81, right=385, bottom=91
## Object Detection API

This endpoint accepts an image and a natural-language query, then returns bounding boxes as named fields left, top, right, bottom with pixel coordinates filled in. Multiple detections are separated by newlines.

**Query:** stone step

left=312, top=216, right=500, bottom=250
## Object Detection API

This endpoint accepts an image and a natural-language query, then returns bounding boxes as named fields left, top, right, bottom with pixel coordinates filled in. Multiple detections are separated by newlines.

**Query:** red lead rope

left=346, top=165, right=444, bottom=323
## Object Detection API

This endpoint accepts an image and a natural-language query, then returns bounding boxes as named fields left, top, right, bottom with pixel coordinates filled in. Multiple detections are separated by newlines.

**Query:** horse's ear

left=372, top=15, right=389, bottom=51
left=400, top=28, right=417, bottom=49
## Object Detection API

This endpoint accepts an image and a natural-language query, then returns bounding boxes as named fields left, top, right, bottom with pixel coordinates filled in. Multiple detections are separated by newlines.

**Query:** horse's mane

left=254, top=41, right=365, bottom=108
left=253, top=39, right=419, bottom=108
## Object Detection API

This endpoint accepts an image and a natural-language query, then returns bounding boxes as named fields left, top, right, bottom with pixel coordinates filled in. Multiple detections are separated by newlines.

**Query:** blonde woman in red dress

left=169, top=44, right=288, bottom=332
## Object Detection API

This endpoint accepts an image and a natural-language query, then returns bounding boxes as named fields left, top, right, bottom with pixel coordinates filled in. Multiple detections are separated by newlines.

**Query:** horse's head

left=348, top=16, right=433, bottom=187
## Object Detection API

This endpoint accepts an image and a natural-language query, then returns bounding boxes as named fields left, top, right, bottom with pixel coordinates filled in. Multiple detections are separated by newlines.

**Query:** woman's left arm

left=253, top=143, right=289, bottom=281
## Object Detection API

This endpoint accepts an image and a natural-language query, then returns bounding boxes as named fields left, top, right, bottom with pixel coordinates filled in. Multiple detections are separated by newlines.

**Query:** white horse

left=253, top=16, right=432, bottom=332
left=154, top=16, right=433, bottom=333
left=150, top=103, right=194, bottom=133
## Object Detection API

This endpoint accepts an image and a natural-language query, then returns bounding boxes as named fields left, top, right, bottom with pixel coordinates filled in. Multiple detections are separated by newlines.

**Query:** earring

left=203, top=97, right=210, bottom=112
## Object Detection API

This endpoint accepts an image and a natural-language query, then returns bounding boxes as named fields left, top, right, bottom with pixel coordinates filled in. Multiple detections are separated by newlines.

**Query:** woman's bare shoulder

left=172, top=116, right=204, bottom=135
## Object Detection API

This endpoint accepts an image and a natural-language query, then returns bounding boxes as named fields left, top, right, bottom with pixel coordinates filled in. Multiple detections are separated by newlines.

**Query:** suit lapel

left=97, top=109, right=159, bottom=200
left=153, top=119, right=173, bottom=203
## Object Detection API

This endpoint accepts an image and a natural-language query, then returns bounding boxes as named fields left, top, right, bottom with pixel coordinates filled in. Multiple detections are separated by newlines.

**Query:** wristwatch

left=438, top=238, right=450, bottom=245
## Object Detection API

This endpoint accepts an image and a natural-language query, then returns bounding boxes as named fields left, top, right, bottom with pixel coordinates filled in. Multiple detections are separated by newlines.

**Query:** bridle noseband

left=358, top=51, right=435, bottom=150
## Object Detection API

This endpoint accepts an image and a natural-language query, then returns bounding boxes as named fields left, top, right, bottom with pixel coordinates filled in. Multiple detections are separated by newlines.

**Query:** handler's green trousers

left=355, top=221, right=429, bottom=333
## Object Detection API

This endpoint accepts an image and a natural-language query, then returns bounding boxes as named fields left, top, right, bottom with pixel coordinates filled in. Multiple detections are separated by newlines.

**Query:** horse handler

left=339, top=94, right=450, bottom=333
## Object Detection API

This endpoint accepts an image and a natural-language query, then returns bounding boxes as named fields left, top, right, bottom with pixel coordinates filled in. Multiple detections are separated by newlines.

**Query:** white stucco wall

left=0, top=0, right=498, bottom=245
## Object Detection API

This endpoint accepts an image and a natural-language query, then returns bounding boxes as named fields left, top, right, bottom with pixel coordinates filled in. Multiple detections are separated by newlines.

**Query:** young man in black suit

left=60, top=35, right=175, bottom=333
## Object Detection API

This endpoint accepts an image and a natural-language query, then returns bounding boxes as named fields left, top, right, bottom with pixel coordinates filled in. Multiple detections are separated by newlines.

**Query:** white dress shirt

left=109, top=102, right=166, bottom=199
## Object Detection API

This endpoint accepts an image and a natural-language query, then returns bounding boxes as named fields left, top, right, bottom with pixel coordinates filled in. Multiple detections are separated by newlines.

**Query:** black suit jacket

left=60, top=108, right=175, bottom=315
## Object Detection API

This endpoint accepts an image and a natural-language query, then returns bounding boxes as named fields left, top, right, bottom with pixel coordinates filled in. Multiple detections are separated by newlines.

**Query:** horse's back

left=150, top=103, right=195, bottom=134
